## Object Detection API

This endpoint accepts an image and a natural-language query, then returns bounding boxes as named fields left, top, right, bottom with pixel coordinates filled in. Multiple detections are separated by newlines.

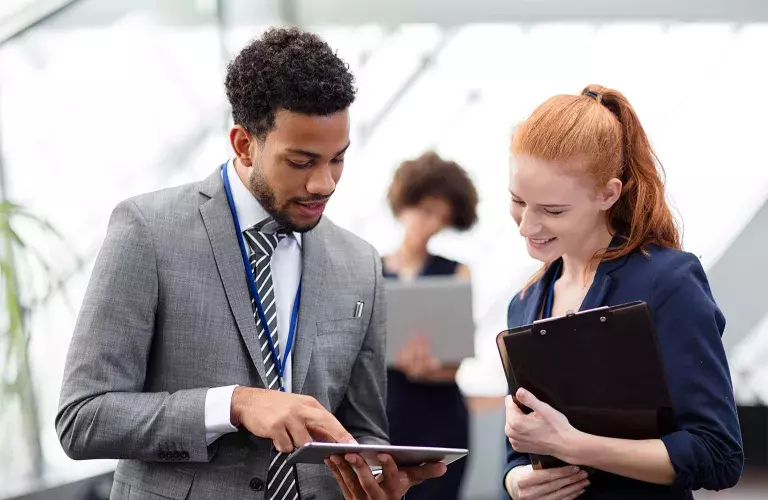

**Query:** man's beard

left=248, top=168, right=328, bottom=234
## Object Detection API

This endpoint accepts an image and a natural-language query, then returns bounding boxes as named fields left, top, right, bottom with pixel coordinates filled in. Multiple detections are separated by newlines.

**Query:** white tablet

left=285, top=442, right=468, bottom=468
left=384, top=276, right=475, bottom=364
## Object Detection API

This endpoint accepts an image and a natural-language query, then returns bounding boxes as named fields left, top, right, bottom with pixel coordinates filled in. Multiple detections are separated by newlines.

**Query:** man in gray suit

left=56, top=27, right=445, bottom=500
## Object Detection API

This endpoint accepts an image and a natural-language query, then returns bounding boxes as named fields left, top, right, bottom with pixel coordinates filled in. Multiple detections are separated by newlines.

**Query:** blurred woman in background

left=383, top=151, right=478, bottom=500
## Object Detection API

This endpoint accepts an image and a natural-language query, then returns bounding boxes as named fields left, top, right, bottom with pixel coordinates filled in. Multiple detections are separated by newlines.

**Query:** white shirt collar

left=226, top=157, right=302, bottom=247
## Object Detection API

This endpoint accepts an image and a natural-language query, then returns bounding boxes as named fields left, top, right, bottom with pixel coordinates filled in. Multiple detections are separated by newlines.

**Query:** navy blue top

left=504, top=244, right=743, bottom=498
left=383, top=254, right=465, bottom=410
left=382, top=254, right=459, bottom=279
left=384, top=254, right=469, bottom=500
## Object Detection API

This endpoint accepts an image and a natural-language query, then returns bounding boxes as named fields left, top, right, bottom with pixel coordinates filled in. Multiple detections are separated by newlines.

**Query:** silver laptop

left=384, top=276, right=475, bottom=365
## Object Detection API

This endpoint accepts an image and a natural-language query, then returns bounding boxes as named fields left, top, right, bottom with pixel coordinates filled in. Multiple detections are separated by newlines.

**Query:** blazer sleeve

left=654, top=252, right=743, bottom=490
left=504, top=438, right=532, bottom=474
left=55, top=200, right=212, bottom=462
left=503, top=293, right=532, bottom=493
left=333, top=249, right=389, bottom=446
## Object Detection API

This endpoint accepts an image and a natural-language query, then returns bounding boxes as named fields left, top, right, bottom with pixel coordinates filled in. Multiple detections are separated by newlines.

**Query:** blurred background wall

left=1, top=0, right=767, bottom=498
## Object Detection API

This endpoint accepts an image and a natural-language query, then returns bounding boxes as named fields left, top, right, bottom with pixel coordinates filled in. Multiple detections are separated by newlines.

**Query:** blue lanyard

left=221, top=163, right=301, bottom=390
left=543, top=260, right=562, bottom=319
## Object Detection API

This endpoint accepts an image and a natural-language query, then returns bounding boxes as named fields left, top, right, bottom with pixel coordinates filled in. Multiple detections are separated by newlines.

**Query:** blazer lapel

left=580, top=235, right=630, bottom=310
left=198, top=168, right=269, bottom=387
left=292, top=221, right=331, bottom=395
left=581, top=273, right=612, bottom=311
left=519, top=263, right=559, bottom=325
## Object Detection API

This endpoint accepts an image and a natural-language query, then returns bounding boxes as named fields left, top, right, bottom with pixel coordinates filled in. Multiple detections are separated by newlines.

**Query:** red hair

left=513, top=85, right=681, bottom=292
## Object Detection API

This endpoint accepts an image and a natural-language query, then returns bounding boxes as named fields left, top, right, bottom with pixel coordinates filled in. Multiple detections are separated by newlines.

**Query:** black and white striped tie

left=244, top=217, right=300, bottom=500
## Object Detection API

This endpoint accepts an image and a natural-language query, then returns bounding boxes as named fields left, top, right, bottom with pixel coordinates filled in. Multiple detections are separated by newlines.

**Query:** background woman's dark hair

left=387, top=151, right=479, bottom=231
left=225, top=27, right=356, bottom=140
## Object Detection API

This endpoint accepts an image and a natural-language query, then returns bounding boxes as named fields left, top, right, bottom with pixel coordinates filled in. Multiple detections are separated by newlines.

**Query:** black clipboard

left=496, top=301, right=676, bottom=469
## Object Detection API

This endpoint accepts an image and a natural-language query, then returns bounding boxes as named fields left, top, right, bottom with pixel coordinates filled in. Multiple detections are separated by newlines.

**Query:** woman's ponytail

left=582, top=85, right=681, bottom=259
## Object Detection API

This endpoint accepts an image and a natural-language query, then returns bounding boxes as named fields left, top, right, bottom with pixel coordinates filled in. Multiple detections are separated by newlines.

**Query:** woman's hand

left=395, top=336, right=441, bottom=381
left=505, top=465, right=589, bottom=500
left=505, top=388, right=580, bottom=460
left=507, top=388, right=678, bottom=487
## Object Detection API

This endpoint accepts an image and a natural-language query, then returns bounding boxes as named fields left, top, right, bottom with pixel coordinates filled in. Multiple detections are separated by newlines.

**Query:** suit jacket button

left=159, top=451, right=167, bottom=460
left=249, top=478, right=265, bottom=491
left=180, top=451, right=189, bottom=460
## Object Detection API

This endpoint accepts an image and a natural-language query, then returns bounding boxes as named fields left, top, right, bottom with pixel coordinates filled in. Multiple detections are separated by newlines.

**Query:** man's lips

left=295, top=199, right=328, bottom=217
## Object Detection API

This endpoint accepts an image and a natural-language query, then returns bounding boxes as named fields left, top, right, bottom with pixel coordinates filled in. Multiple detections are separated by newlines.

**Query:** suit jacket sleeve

left=55, top=200, right=212, bottom=462
left=503, top=293, right=532, bottom=489
left=655, top=253, right=743, bottom=490
left=333, top=249, right=389, bottom=445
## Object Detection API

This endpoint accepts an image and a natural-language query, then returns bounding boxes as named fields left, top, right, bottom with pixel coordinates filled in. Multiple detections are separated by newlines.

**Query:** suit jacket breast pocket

left=314, top=318, right=364, bottom=398
left=316, top=317, right=363, bottom=338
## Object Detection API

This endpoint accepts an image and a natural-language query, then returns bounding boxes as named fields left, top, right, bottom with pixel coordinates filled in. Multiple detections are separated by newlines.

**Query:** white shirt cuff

left=205, top=385, right=239, bottom=446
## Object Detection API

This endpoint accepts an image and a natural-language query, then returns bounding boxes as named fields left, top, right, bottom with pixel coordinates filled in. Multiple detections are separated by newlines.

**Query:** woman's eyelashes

left=511, top=197, right=564, bottom=217
left=543, top=208, right=565, bottom=216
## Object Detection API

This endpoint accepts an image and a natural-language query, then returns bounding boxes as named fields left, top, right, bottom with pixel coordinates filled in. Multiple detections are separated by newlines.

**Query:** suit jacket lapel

left=292, top=221, right=331, bottom=395
left=581, top=273, right=612, bottom=311
left=199, top=168, right=269, bottom=387
left=524, top=239, right=631, bottom=319
left=520, top=270, right=549, bottom=325
left=581, top=235, right=631, bottom=310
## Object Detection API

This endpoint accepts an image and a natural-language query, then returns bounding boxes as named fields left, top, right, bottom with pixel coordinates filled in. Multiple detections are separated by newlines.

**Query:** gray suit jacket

left=56, top=168, right=389, bottom=500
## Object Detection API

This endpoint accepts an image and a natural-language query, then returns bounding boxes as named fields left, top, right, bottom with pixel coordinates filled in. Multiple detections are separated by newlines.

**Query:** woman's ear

left=599, top=178, right=623, bottom=210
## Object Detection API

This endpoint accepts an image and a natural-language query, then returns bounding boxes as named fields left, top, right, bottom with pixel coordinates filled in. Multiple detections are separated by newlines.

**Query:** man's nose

left=306, top=163, right=335, bottom=196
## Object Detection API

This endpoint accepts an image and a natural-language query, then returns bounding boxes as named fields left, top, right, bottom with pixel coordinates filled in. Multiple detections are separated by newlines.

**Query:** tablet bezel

left=285, top=442, right=468, bottom=468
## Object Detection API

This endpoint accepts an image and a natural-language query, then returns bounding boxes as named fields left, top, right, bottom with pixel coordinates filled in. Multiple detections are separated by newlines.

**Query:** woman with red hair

left=502, top=85, right=743, bottom=499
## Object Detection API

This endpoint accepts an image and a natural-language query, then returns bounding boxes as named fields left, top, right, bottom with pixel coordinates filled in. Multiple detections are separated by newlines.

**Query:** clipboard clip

left=532, top=305, right=610, bottom=326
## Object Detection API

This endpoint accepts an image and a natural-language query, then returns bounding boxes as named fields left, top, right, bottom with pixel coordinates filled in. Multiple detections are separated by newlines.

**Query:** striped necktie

left=243, top=217, right=300, bottom=500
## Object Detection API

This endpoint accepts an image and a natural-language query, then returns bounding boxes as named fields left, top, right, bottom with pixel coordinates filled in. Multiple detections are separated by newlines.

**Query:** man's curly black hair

left=225, top=27, right=356, bottom=139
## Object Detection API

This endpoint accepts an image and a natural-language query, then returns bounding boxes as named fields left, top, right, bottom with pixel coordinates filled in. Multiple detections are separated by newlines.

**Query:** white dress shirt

left=204, top=157, right=303, bottom=445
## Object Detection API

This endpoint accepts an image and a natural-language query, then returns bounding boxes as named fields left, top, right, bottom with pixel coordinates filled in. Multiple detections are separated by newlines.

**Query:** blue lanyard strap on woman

left=221, top=163, right=301, bottom=391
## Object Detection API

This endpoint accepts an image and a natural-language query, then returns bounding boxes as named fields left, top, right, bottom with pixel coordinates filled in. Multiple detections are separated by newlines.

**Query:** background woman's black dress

left=384, top=254, right=470, bottom=500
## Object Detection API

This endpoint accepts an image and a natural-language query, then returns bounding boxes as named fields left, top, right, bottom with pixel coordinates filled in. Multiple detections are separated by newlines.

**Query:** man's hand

left=326, top=453, right=446, bottom=499
left=231, top=387, right=355, bottom=452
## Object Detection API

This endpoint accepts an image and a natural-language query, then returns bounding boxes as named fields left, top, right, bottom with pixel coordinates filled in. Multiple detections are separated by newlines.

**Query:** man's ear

left=230, top=125, right=255, bottom=167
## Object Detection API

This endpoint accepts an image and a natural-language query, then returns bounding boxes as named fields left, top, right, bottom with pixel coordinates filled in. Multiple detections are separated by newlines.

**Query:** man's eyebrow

left=285, top=148, right=320, bottom=158
left=284, top=142, right=350, bottom=158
